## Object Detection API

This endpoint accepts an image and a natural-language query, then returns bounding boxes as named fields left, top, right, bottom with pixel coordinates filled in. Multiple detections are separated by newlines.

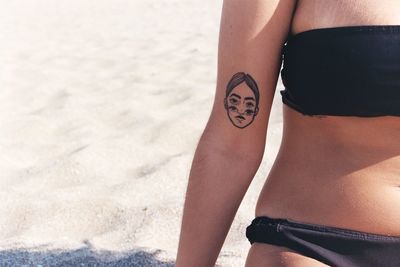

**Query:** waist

left=256, top=159, right=400, bottom=236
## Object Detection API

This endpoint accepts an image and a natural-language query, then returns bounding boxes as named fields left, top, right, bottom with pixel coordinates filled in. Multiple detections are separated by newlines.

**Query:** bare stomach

left=255, top=105, right=400, bottom=236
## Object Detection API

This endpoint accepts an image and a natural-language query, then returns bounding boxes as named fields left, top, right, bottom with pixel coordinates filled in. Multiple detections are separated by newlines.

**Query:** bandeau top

left=280, top=25, right=400, bottom=117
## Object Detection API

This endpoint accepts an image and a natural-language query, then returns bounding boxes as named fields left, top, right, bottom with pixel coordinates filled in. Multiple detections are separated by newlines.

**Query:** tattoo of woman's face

left=224, top=72, right=259, bottom=128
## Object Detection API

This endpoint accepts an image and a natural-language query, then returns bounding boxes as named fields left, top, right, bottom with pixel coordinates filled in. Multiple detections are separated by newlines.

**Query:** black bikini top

left=280, top=25, right=400, bottom=117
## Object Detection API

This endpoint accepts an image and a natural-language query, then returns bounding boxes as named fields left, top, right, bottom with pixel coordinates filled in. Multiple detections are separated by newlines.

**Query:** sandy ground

left=0, top=0, right=284, bottom=266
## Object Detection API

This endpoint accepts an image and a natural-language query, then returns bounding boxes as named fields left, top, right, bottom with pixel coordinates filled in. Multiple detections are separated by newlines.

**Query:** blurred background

left=0, top=0, right=284, bottom=266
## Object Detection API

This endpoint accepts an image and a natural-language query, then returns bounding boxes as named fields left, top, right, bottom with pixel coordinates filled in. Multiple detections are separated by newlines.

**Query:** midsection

left=256, top=104, right=400, bottom=236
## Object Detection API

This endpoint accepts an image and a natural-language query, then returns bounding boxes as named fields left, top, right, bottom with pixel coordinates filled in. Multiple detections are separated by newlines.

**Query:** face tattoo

left=224, top=72, right=260, bottom=129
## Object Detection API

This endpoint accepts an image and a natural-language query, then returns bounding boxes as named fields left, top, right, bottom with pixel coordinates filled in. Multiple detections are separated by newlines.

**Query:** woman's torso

left=255, top=0, right=400, bottom=235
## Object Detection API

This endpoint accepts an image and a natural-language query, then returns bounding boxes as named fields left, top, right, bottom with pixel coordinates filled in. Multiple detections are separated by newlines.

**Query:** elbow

left=196, top=129, right=266, bottom=167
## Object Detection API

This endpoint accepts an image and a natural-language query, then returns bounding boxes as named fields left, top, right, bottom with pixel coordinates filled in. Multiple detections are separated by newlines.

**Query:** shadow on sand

left=0, top=240, right=175, bottom=267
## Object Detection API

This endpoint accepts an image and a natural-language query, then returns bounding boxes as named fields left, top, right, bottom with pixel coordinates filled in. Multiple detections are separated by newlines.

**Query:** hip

left=255, top=154, right=400, bottom=236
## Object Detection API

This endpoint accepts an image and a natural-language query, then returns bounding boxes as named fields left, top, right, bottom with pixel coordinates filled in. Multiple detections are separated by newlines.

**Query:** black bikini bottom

left=246, top=216, right=400, bottom=267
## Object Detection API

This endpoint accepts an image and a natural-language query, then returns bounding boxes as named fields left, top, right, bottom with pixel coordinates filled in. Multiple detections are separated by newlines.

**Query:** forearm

left=175, top=138, right=262, bottom=267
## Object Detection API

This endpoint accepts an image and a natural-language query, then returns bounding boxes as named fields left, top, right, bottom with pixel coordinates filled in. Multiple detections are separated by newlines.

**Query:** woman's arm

left=175, top=1, right=297, bottom=266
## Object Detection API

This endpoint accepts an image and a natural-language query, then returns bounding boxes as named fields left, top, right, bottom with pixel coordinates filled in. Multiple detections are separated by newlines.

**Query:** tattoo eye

left=245, top=109, right=254, bottom=116
left=246, top=102, right=254, bottom=107
left=229, top=98, right=239, bottom=105
left=228, top=106, right=238, bottom=112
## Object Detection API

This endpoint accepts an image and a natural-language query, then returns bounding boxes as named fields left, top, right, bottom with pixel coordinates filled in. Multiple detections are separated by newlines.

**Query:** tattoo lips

left=224, top=72, right=260, bottom=128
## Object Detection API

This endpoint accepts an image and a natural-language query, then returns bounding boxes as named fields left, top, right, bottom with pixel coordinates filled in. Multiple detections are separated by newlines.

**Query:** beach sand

left=0, top=0, right=284, bottom=266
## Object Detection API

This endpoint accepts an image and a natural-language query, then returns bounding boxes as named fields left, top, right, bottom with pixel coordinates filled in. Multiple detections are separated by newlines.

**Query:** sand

left=0, top=0, right=284, bottom=266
